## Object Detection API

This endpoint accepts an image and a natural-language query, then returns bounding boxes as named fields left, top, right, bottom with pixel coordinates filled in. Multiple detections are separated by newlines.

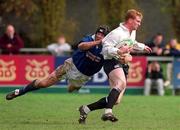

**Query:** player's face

left=131, top=16, right=142, bottom=30
left=95, top=32, right=105, bottom=41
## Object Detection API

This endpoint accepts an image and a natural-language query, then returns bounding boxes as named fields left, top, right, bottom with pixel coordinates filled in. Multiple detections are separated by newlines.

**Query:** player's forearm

left=132, top=41, right=145, bottom=52
left=103, top=42, right=132, bottom=59
left=102, top=44, right=119, bottom=58
left=78, top=41, right=99, bottom=50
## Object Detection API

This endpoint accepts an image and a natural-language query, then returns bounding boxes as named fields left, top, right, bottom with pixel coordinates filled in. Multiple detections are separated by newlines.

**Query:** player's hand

left=119, top=56, right=125, bottom=64
left=144, top=46, right=152, bottom=54
left=95, top=39, right=102, bottom=45
left=119, top=53, right=132, bottom=64
left=124, top=53, right=132, bottom=63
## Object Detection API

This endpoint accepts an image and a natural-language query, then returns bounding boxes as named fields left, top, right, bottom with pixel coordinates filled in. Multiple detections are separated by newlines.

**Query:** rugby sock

left=106, top=88, right=121, bottom=110
left=82, top=106, right=91, bottom=114
left=18, top=80, right=39, bottom=95
left=105, top=108, right=112, bottom=114
left=87, top=97, right=107, bottom=111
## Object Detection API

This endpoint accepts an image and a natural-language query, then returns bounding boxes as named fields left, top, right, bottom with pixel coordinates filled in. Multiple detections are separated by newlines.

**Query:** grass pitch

left=0, top=93, right=180, bottom=130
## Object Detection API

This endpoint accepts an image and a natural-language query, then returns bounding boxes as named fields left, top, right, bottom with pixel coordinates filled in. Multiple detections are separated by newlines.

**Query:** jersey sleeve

left=102, top=31, right=120, bottom=59
left=78, top=35, right=93, bottom=44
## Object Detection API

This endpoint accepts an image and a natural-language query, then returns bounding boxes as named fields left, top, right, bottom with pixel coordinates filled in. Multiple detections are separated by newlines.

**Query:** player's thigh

left=55, top=58, right=72, bottom=78
left=67, top=71, right=90, bottom=87
left=37, top=62, right=69, bottom=87
left=108, top=68, right=127, bottom=89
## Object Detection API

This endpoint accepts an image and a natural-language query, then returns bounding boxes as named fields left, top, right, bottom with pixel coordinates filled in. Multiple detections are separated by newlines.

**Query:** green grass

left=0, top=93, right=180, bottom=130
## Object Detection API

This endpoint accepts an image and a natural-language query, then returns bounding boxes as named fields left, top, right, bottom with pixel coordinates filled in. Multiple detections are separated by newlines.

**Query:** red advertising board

left=0, top=55, right=54, bottom=85
left=127, top=56, right=147, bottom=87
left=0, top=55, right=147, bottom=87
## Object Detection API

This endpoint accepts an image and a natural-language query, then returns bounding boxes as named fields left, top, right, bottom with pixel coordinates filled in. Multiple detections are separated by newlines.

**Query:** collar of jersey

left=119, top=22, right=129, bottom=32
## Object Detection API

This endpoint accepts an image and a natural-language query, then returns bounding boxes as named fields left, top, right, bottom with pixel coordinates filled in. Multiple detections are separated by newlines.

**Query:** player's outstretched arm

left=78, top=40, right=102, bottom=50
left=132, top=42, right=152, bottom=54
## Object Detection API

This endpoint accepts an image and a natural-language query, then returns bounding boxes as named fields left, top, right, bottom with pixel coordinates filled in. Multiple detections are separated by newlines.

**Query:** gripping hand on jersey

left=119, top=53, right=132, bottom=64
left=116, top=45, right=132, bottom=64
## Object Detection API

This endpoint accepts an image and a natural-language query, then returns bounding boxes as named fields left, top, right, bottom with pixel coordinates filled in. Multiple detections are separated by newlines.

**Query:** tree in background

left=97, top=0, right=138, bottom=29
left=160, top=0, right=180, bottom=41
left=97, top=0, right=147, bottom=41
left=40, top=0, right=65, bottom=45
left=0, top=0, right=77, bottom=47
left=0, top=0, right=38, bottom=19
left=0, top=0, right=39, bottom=47
left=171, top=0, right=180, bottom=41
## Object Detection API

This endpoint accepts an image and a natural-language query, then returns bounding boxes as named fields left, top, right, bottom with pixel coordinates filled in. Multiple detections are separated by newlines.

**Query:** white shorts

left=61, top=58, right=90, bottom=87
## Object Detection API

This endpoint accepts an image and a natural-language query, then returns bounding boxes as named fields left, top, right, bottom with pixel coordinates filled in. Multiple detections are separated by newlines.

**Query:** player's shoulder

left=83, top=34, right=93, bottom=38
left=104, top=27, right=123, bottom=39
left=112, top=26, right=125, bottom=34
left=81, top=34, right=94, bottom=41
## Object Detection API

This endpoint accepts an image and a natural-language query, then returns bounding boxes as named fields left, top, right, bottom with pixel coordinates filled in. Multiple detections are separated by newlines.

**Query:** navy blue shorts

left=103, top=58, right=129, bottom=78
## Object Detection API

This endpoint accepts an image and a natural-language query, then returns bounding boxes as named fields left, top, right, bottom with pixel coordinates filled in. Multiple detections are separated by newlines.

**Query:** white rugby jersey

left=102, top=23, right=145, bottom=59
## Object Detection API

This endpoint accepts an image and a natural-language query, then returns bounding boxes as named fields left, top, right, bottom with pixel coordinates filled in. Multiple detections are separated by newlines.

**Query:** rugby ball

left=115, top=39, right=134, bottom=48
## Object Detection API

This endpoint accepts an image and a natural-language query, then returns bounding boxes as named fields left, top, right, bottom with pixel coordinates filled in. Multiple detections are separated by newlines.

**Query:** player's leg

left=67, top=84, right=81, bottom=93
left=6, top=64, right=66, bottom=100
left=101, top=68, right=126, bottom=122
left=115, top=64, right=129, bottom=105
left=115, top=87, right=126, bottom=105
left=78, top=60, right=127, bottom=123
left=78, top=97, right=107, bottom=124
left=78, top=68, right=126, bottom=123
left=66, top=60, right=90, bottom=93
left=77, top=76, right=107, bottom=123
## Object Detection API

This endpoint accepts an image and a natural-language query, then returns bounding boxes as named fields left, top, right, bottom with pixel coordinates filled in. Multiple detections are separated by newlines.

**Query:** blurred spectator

left=164, top=38, right=180, bottom=56
left=47, top=35, right=71, bottom=56
left=163, top=38, right=180, bottom=87
left=147, top=33, right=165, bottom=56
left=0, top=24, right=24, bottom=54
left=144, top=61, right=164, bottom=96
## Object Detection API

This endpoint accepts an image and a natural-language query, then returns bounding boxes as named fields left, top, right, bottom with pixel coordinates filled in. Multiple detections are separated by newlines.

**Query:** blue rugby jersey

left=72, top=35, right=104, bottom=76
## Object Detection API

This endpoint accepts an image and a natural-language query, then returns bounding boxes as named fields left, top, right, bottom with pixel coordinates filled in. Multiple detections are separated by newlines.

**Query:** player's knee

left=112, top=80, right=126, bottom=90
left=67, top=85, right=81, bottom=93
left=38, top=81, right=49, bottom=88
left=67, top=86, right=73, bottom=93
